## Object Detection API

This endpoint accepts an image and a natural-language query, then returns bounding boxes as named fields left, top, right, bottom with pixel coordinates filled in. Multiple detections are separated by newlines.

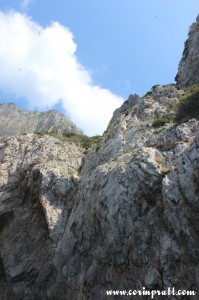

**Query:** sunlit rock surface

left=0, top=84, right=199, bottom=299
left=176, top=14, right=199, bottom=87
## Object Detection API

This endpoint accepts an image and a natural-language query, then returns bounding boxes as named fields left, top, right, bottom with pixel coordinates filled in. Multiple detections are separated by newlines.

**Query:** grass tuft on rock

left=161, top=165, right=171, bottom=174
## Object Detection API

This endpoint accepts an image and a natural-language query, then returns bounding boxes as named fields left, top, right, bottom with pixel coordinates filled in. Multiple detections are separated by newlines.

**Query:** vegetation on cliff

left=35, top=131, right=101, bottom=150
left=175, top=84, right=199, bottom=122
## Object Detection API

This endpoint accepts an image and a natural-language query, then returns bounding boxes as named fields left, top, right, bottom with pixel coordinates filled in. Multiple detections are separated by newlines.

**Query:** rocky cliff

left=0, top=17, right=199, bottom=300
left=0, top=133, right=84, bottom=299
left=176, top=14, right=199, bottom=87
left=0, top=103, right=81, bottom=137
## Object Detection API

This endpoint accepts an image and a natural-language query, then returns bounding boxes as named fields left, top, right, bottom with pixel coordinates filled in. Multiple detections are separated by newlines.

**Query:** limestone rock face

left=1, top=85, right=199, bottom=299
left=0, top=103, right=82, bottom=138
left=176, top=14, right=199, bottom=86
left=49, top=85, right=199, bottom=299
left=0, top=134, right=84, bottom=299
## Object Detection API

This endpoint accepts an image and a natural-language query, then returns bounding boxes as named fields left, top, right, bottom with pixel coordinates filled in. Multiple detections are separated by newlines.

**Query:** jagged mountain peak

left=0, top=102, right=82, bottom=138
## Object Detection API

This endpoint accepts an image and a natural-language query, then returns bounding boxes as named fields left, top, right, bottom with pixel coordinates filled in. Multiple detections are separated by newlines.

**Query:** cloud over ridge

left=0, top=11, right=123, bottom=135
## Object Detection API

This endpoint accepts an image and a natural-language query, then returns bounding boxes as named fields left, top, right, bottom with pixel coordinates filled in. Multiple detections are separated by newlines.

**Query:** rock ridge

left=0, top=103, right=82, bottom=138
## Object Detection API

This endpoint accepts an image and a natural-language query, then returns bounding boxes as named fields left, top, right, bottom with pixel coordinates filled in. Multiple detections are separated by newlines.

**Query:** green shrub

left=144, top=91, right=152, bottom=97
left=63, top=133, right=101, bottom=150
left=35, top=131, right=54, bottom=136
left=152, top=114, right=173, bottom=127
left=80, top=135, right=101, bottom=150
left=175, top=84, right=199, bottom=122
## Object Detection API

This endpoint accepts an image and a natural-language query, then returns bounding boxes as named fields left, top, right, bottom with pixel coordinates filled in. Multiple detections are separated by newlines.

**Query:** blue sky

left=0, top=0, right=199, bottom=135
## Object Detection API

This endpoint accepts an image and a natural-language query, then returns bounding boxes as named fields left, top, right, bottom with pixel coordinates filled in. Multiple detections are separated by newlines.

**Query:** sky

left=0, top=1, right=199, bottom=135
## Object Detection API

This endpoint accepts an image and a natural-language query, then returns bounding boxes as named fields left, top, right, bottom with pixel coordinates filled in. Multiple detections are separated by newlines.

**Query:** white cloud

left=0, top=11, right=123, bottom=135
left=20, top=0, right=32, bottom=10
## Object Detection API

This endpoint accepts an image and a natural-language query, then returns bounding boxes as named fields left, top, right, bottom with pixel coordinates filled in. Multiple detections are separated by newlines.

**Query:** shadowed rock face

left=0, top=134, right=84, bottom=299
left=176, top=14, right=199, bottom=87
left=0, top=103, right=81, bottom=138
left=0, top=84, right=199, bottom=299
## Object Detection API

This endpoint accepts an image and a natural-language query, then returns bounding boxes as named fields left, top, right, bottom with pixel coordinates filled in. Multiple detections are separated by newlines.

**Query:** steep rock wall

left=0, top=134, right=83, bottom=299
left=176, top=14, right=199, bottom=86
left=49, top=85, right=199, bottom=299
